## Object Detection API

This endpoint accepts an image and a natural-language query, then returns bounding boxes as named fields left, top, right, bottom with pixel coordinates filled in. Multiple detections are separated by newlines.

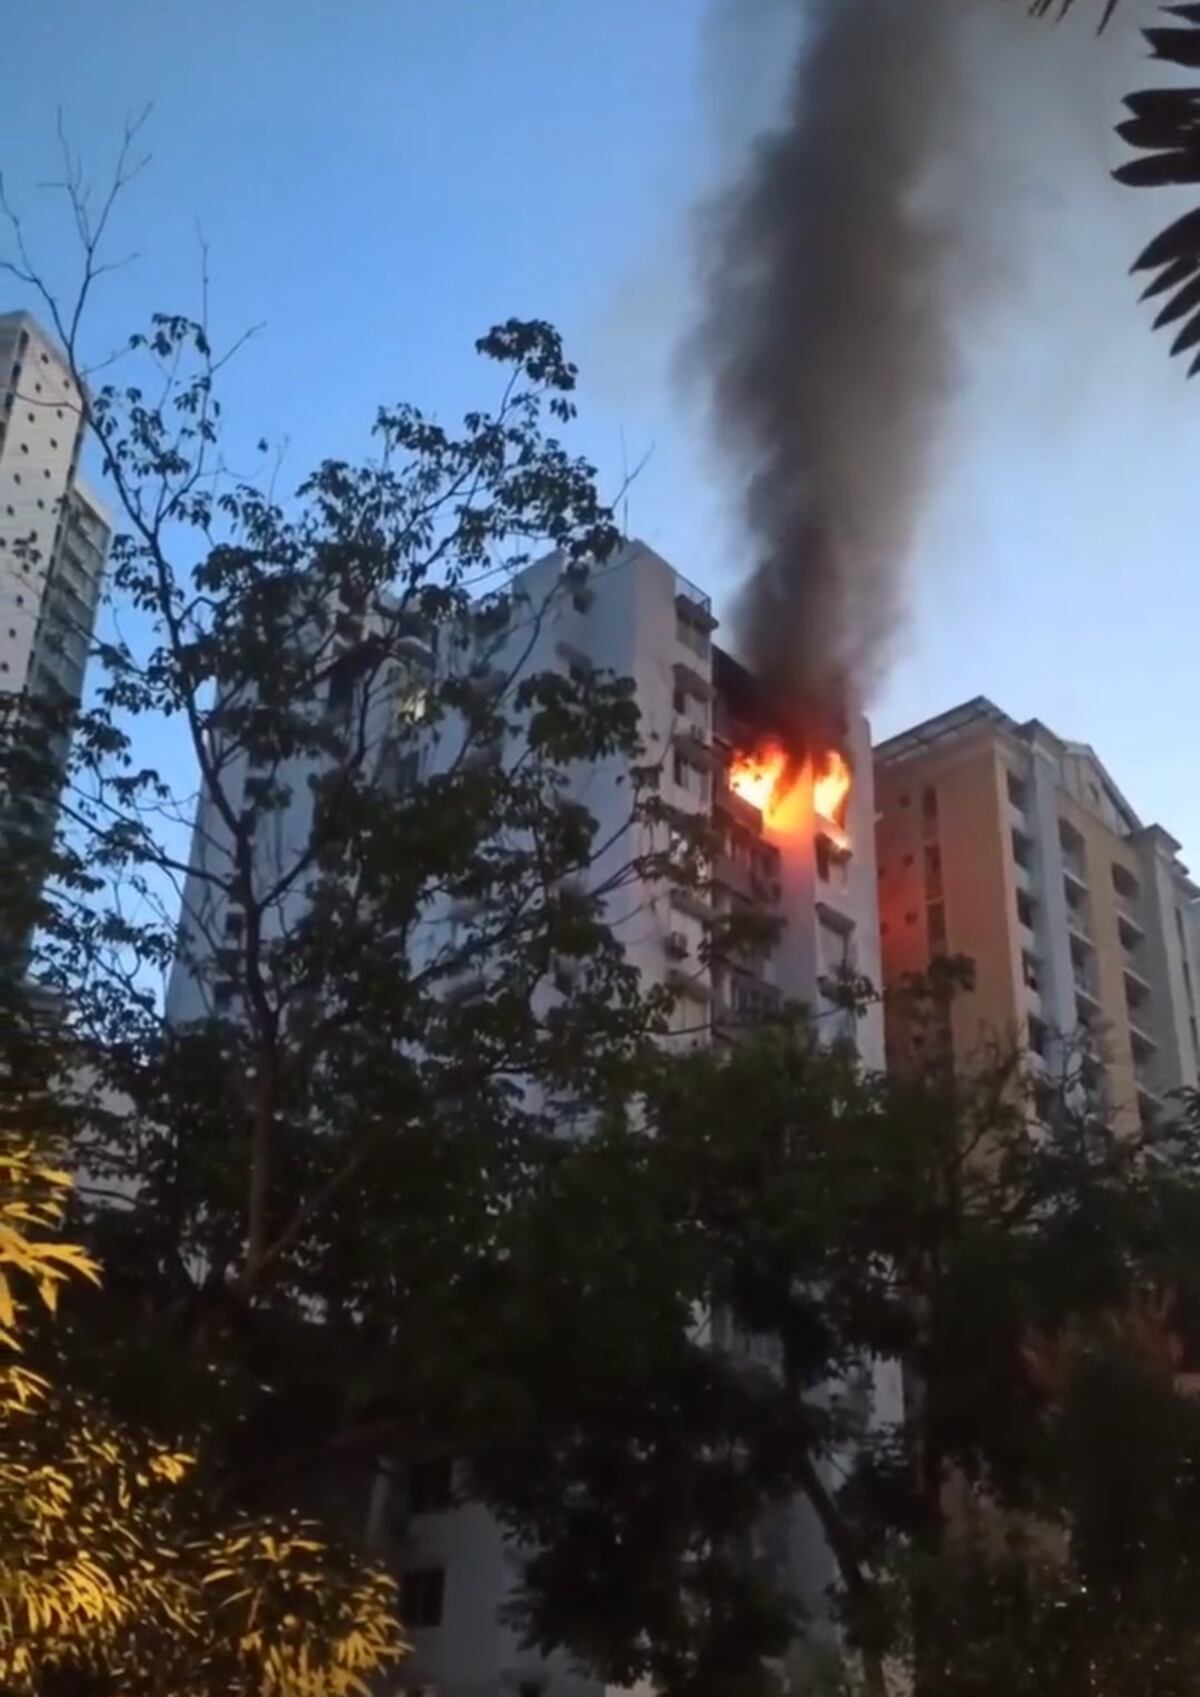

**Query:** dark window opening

left=401, top=1567, right=445, bottom=1630
left=816, top=835, right=830, bottom=882
left=408, top=1457, right=455, bottom=1515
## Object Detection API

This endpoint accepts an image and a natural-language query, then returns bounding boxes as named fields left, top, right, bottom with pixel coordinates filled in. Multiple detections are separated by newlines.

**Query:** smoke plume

left=688, top=0, right=987, bottom=738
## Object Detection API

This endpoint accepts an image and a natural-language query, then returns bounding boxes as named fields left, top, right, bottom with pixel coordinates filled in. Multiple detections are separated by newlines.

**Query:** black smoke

left=689, top=0, right=974, bottom=738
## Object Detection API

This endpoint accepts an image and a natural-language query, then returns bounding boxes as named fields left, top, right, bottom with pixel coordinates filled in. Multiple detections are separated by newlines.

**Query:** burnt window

left=816, top=835, right=831, bottom=882
left=401, top=1567, right=445, bottom=1629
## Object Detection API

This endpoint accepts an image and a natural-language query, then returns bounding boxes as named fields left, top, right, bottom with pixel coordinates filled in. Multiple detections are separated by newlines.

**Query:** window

left=816, top=834, right=830, bottom=882
left=213, top=981, right=235, bottom=1012
left=921, top=785, right=938, bottom=820
left=1016, top=889, right=1036, bottom=930
left=223, top=911, right=244, bottom=940
left=904, top=910, right=918, bottom=926
left=927, top=902, right=947, bottom=948
left=19, top=442, right=27, bottom=454
left=1112, top=862, right=1139, bottom=903
left=49, top=438, right=57, bottom=449
left=1027, top=1015, right=1047, bottom=1058
left=401, top=1568, right=445, bottom=1629
left=672, top=750, right=708, bottom=800
left=408, top=1458, right=454, bottom=1515
left=1006, top=769, right=1028, bottom=810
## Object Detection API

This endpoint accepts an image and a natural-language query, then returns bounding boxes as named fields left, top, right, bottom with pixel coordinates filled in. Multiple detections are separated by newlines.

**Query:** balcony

left=1116, top=906, right=1146, bottom=948
left=1059, top=819, right=1088, bottom=894
left=1065, top=905, right=1092, bottom=947
left=1129, top=1020, right=1159, bottom=1061
left=670, top=883, right=712, bottom=924
left=1062, top=863, right=1088, bottom=901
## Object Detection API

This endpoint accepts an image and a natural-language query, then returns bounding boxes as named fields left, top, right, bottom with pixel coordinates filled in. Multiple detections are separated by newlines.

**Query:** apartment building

left=0, top=311, right=112, bottom=963
left=165, top=538, right=888, bottom=1697
left=389, top=541, right=885, bottom=1697
left=875, top=697, right=1200, bottom=1127
left=0, top=311, right=109, bottom=705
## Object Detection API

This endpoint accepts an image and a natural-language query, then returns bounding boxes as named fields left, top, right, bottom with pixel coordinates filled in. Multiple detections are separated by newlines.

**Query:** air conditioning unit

left=665, top=929, right=690, bottom=960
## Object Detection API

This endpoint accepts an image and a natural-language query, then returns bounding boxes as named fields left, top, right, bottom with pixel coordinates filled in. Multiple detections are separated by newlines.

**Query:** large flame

left=728, top=739, right=792, bottom=819
left=813, top=749, right=851, bottom=826
left=727, top=741, right=852, bottom=837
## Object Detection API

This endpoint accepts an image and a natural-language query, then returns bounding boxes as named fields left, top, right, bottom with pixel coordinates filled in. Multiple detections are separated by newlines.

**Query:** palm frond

left=1105, top=6, right=1200, bottom=369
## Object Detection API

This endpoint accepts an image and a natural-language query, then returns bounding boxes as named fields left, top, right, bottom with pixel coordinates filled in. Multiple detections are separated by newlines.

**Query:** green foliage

left=0, top=1128, right=405, bottom=1697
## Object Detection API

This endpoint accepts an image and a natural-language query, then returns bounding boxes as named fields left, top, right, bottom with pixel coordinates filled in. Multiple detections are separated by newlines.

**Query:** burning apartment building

left=376, top=538, right=886, bottom=1697
left=165, top=535, right=888, bottom=1697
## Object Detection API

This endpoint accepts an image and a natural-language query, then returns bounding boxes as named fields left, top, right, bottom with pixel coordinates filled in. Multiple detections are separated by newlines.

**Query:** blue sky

left=3, top=0, right=1199, bottom=868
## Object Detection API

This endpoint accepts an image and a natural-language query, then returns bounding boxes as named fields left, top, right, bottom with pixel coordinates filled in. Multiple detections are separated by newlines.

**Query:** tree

left=456, top=964, right=1200, bottom=1696
left=1037, top=0, right=1200, bottom=366
left=0, top=134, right=734, bottom=1689
left=0, top=1122, right=405, bottom=1696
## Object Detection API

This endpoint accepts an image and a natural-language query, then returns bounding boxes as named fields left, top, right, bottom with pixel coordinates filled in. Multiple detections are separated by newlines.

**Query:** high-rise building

left=166, top=539, right=889, bottom=1697
left=0, top=311, right=109, bottom=704
left=0, top=311, right=112, bottom=963
left=874, top=696, right=1200, bottom=1128
left=387, top=541, right=886, bottom=1697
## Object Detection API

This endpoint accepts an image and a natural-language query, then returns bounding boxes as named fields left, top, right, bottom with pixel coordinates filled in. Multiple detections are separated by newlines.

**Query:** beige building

left=875, top=698, right=1200, bottom=1128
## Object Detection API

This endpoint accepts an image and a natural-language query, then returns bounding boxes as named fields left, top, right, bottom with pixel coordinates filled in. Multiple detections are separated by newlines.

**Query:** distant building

left=874, top=697, right=1200, bottom=1127
left=0, top=311, right=112, bottom=959
left=0, top=311, right=110, bottom=706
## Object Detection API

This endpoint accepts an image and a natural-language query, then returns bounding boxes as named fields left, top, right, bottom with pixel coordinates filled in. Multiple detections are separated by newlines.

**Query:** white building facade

left=0, top=311, right=109, bottom=707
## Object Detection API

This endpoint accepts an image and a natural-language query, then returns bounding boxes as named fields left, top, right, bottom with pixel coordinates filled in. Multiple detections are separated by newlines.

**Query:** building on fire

left=874, top=696, right=1200, bottom=1129
left=166, top=537, right=891, bottom=1697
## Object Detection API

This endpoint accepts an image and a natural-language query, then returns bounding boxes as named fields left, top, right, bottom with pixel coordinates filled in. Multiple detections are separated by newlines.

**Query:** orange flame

left=727, top=741, right=852, bottom=838
left=728, top=739, right=792, bottom=819
left=813, top=749, right=851, bottom=826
